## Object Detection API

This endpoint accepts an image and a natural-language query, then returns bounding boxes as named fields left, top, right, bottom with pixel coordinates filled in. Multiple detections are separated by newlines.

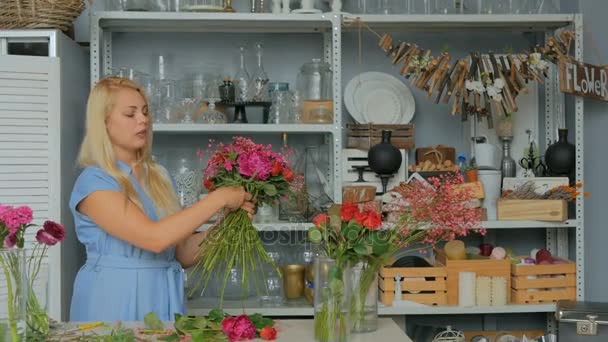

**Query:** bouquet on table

left=189, top=137, right=294, bottom=305
left=0, top=204, right=65, bottom=342
left=308, top=173, right=484, bottom=338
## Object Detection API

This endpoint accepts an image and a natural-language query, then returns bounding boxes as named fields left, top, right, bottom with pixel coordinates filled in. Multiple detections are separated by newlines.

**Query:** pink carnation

left=1, top=206, right=33, bottom=233
left=237, top=153, right=271, bottom=181
left=222, top=315, right=257, bottom=342
left=4, top=234, right=17, bottom=248
left=43, top=220, right=65, bottom=243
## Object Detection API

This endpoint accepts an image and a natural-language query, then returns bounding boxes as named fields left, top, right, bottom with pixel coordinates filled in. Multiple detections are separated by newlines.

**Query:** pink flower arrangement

left=190, top=137, right=294, bottom=305
left=0, top=204, right=65, bottom=249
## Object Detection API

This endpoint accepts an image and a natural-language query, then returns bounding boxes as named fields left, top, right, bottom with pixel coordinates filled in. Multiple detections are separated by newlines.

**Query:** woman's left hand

left=241, top=201, right=256, bottom=220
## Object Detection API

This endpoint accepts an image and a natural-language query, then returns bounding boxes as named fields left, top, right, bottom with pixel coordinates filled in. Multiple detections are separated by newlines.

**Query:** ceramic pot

left=367, top=130, right=402, bottom=175
left=545, top=128, right=575, bottom=177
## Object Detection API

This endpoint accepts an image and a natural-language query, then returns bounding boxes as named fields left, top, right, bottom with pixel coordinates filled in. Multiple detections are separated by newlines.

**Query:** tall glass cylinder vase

left=314, top=256, right=351, bottom=342
left=0, top=248, right=27, bottom=342
left=350, top=262, right=378, bottom=333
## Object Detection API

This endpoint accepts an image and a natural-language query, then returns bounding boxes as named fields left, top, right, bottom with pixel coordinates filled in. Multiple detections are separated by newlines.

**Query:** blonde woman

left=68, top=77, right=254, bottom=322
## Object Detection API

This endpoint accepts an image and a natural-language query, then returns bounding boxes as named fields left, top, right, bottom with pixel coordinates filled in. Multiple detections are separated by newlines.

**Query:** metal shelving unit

left=90, top=12, right=584, bottom=330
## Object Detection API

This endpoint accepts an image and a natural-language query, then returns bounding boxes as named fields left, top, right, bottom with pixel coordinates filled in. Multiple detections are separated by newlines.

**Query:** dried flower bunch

left=502, top=181, right=589, bottom=201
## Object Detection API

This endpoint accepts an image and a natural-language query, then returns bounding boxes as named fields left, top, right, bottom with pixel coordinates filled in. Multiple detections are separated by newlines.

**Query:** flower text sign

left=559, top=59, right=608, bottom=102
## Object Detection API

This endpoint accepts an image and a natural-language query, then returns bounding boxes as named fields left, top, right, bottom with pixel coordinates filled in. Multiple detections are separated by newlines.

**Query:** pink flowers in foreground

left=221, top=315, right=258, bottom=342
left=0, top=204, right=65, bottom=249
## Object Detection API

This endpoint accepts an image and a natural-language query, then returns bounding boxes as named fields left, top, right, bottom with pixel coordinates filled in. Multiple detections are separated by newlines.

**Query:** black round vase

left=368, top=130, right=402, bottom=175
left=545, top=128, right=575, bottom=177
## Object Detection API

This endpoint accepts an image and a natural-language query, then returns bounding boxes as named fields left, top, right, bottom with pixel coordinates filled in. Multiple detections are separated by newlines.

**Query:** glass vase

left=0, top=248, right=27, bottom=342
left=313, top=256, right=351, bottom=342
left=350, top=262, right=379, bottom=333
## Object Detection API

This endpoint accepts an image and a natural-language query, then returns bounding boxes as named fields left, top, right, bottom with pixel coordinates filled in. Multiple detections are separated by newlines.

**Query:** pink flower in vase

left=35, top=221, right=65, bottom=247
left=4, top=233, right=17, bottom=248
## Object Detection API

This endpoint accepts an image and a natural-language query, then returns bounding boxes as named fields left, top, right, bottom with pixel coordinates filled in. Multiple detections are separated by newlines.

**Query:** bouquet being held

left=190, top=137, right=294, bottom=305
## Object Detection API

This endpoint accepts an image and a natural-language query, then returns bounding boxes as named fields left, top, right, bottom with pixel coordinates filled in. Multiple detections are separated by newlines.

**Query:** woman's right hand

left=217, top=186, right=252, bottom=211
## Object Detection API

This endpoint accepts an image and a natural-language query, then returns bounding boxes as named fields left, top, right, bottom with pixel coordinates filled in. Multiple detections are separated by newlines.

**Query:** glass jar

left=296, top=59, right=333, bottom=123
left=259, top=252, right=283, bottom=306
left=314, top=256, right=351, bottom=342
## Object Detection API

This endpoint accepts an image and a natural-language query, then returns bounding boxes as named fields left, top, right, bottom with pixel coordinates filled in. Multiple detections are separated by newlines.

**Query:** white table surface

left=52, top=318, right=412, bottom=341
left=277, top=318, right=412, bottom=342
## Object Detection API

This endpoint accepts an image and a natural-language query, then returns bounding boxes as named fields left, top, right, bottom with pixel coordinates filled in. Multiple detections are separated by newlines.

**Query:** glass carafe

left=296, top=58, right=333, bottom=123
left=259, top=252, right=283, bottom=306
left=250, top=42, right=270, bottom=102
left=235, top=46, right=250, bottom=102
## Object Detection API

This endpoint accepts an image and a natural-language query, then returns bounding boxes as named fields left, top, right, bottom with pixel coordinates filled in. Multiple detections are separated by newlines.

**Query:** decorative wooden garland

left=353, top=19, right=575, bottom=128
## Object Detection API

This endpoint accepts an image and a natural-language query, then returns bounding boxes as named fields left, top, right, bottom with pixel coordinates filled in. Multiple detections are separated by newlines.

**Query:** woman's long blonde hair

left=78, top=77, right=180, bottom=217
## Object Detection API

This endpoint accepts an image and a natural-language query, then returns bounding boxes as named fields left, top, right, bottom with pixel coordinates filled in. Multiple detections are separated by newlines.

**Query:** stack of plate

left=344, top=71, right=416, bottom=124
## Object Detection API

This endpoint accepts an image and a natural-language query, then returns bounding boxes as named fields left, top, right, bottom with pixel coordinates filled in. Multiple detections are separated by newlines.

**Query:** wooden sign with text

left=559, top=59, right=608, bottom=102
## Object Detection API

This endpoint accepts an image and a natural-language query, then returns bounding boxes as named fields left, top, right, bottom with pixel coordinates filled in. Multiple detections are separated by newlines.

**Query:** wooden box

left=497, top=199, right=567, bottom=222
left=346, top=123, right=415, bottom=151
left=511, top=258, right=576, bottom=304
left=342, top=149, right=407, bottom=196
left=378, top=264, right=448, bottom=306
left=435, top=248, right=511, bottom=305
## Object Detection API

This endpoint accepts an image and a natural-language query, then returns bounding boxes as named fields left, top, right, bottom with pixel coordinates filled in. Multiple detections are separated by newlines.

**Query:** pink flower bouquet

left=189, top=137, right=293, bottom=305
left=0, top=204, right=65, bottom=341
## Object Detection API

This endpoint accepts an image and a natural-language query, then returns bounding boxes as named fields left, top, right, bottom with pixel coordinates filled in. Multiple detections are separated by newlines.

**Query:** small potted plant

left=464, top=165, right=478, bottom=183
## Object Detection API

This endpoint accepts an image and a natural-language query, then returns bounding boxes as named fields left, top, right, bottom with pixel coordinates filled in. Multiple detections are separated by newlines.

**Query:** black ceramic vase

left=368, top=130, right=402, bottom=193
left=545, top=128, right=575, bottom=178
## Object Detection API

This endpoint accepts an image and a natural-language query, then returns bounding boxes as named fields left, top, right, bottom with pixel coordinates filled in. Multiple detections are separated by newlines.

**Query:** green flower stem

left=0, top=255, right=19, bottom=342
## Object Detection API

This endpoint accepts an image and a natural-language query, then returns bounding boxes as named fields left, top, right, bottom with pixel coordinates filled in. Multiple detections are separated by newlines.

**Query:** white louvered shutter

left=0, top=55, right=60, bottom=311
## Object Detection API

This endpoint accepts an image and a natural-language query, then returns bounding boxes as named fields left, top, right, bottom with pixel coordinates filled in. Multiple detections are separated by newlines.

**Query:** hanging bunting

left=353, top=19, right=580, bottom=126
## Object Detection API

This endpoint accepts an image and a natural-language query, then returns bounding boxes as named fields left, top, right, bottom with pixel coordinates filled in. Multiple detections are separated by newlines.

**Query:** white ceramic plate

left=344, top=72, right=415, bottom=124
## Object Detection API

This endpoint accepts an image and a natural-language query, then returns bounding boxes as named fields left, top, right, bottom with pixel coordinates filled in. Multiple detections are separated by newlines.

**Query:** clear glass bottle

left=199, top=76, right=227, bottom=124
left=296, top=59, right=333, bottom=123
left=250, top=42, right=270, bottom=102
left=234, top=46, right=250, bottom=102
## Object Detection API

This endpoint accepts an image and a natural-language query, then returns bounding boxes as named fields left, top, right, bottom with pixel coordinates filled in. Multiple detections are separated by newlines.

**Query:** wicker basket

left=0, top=0, right=86, bottom=31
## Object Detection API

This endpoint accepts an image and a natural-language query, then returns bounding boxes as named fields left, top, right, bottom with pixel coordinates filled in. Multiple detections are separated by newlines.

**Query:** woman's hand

left=216, top=186, right=253, bottom=211
left=240, top=200, right=256, bottom=220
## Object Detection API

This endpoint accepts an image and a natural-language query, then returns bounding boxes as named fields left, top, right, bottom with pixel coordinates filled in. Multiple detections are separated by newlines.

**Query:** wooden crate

left=511, top=257, right=576, bottom=304
left=378, top=265, right=448, bottom=306
left=435, top=248, right=511, bottom=305
left=497, top=199, right=567, bottom=222
left=346, top=123, right=415, bottom=151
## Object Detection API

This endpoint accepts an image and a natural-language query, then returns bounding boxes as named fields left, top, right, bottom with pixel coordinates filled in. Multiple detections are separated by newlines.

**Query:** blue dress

left=69, top=161, right=184, bottom=322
